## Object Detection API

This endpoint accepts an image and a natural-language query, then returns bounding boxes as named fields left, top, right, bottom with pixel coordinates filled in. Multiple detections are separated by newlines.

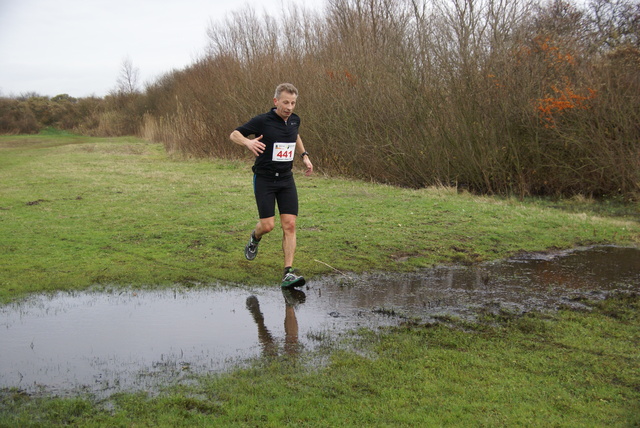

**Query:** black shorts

left=253, top=174, right=299, bottom=218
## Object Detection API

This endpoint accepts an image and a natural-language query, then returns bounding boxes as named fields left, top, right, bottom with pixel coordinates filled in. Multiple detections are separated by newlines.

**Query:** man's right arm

left=230, top=130, right=265, bottom=157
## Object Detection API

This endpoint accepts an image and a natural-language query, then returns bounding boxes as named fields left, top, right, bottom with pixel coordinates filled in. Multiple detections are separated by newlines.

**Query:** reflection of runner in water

left=245, top=290, right=306, bottom=357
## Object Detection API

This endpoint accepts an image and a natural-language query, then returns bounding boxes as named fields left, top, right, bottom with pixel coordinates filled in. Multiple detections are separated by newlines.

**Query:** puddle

left=1, top=246, right=638, bottom=398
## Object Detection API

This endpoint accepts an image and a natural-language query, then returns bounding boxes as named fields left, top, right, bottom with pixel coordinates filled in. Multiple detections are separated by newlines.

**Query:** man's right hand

left=230, top=131, right=266, bottom=157
left=245, top=135, right=265, bottom=157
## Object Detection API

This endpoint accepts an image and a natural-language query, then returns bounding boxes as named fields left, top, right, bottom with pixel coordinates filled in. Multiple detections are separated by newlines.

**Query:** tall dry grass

left=140, top=0, right=640, bottom=199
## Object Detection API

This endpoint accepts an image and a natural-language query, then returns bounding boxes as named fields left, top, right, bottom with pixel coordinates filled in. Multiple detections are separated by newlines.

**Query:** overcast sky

left=0, top=0, right=326, bottom=98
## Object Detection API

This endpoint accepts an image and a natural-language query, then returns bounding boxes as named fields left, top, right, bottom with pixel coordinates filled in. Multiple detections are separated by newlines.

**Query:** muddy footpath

left=1, top=246, right=638, bottom=398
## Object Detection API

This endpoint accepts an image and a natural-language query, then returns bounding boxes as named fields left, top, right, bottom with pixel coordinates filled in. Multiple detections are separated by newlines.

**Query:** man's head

left=273, top=83, right=298, bottom=121
left=274, top=83, right=298, bottom=100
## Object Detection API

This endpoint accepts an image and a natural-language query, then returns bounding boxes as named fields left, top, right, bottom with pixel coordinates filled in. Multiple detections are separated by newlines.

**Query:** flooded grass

left=2, top=246, right=638, bottom=399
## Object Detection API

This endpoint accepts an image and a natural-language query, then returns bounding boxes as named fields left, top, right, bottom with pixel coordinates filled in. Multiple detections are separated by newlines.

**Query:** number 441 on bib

left=272, top=142, right=296, bottom=162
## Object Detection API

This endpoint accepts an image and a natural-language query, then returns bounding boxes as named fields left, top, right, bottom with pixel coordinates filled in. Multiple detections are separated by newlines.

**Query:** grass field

left=1, top=131, right=638, bottom=302
left=1, top=131, right=639, bottom=426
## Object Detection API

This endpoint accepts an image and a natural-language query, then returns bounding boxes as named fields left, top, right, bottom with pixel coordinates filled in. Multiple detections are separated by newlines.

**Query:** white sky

left=0, top=0, right=326, bottom=98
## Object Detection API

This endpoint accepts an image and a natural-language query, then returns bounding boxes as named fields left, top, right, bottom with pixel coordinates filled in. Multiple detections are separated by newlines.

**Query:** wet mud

left=1, top=245, right=638, bottom=398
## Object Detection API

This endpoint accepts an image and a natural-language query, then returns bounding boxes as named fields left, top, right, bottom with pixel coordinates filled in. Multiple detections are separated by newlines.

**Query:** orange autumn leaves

left=537, top=78, right=597, bottom=128
left=489, top=35, right=598, bottom=128
left=325, top=69, right=357, bottom=86
left=531, top=36, right=597, bottom=128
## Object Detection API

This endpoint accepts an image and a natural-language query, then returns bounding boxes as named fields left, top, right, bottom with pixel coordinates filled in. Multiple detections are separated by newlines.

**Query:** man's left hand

left=303, top=157, right=313, bottom=176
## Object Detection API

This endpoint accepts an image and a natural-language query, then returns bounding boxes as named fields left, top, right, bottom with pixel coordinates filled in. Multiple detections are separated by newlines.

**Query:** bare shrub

left=138, top=0, right=639, bottom=199
left=72, top=97, right=104, bottom=135
left=0, top=98, right=39, bottom=134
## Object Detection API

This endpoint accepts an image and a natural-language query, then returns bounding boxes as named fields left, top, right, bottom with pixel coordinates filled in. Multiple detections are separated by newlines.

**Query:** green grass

left=1, top=134, right=638, bottom=303
left=1, top=134, right=639, bottom=426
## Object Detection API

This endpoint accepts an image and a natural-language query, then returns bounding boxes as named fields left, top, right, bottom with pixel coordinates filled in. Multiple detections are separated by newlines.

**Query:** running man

left=230, top=83, right=313, bottom=288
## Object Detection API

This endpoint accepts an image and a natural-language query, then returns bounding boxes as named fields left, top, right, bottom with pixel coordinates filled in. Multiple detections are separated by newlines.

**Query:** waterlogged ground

left=1, top=246, right=638, bottom=398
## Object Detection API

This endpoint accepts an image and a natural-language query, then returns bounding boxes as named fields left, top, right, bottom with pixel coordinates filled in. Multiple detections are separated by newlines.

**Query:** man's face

left=274, top=91, right=297, bottom=121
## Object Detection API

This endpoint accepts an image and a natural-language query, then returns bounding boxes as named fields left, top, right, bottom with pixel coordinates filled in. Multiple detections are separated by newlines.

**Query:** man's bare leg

left=245, top=217, right=274, bottom=261
left=280, top=214, right=297, bottom=268
left=254, top=217, right=275, bottom=240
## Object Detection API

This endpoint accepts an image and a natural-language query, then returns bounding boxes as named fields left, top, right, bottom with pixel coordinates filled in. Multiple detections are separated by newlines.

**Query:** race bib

left=272, top=142, right=296, bottom=162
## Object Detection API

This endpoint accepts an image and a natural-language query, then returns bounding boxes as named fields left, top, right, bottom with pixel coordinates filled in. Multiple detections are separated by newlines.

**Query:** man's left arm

left=296, top=135, right=313, bottom=176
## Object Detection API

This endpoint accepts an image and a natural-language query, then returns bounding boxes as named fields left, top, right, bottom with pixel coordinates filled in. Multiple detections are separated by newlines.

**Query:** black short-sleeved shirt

left=235, top=108, right=300, bottom=175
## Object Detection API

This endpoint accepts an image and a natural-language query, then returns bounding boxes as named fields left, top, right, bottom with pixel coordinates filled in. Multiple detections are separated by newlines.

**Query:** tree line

left=2, top=0, right=639, bottom=199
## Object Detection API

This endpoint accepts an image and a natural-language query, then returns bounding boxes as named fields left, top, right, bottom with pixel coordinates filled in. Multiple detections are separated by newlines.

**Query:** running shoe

left=281, top=268, right=306, bottom=288
left=244, top=232, right=259, bottom=261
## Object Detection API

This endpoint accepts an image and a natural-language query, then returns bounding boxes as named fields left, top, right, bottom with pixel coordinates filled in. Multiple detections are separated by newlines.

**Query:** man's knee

left=280, top=214, right=297, bottom=234
left=259, top=218, right=276, bottom=234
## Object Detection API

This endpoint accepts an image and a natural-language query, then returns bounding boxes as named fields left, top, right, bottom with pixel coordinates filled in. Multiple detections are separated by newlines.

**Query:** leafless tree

left=116, top=56, right=140, bottom=95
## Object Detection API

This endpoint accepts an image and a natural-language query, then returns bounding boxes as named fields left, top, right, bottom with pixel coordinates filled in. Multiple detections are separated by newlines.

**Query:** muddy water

left=1, top=246, right=638, bottom=397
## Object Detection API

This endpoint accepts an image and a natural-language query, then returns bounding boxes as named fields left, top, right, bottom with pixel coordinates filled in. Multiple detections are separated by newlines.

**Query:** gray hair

left=274, top=83, right=298, bottom=99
